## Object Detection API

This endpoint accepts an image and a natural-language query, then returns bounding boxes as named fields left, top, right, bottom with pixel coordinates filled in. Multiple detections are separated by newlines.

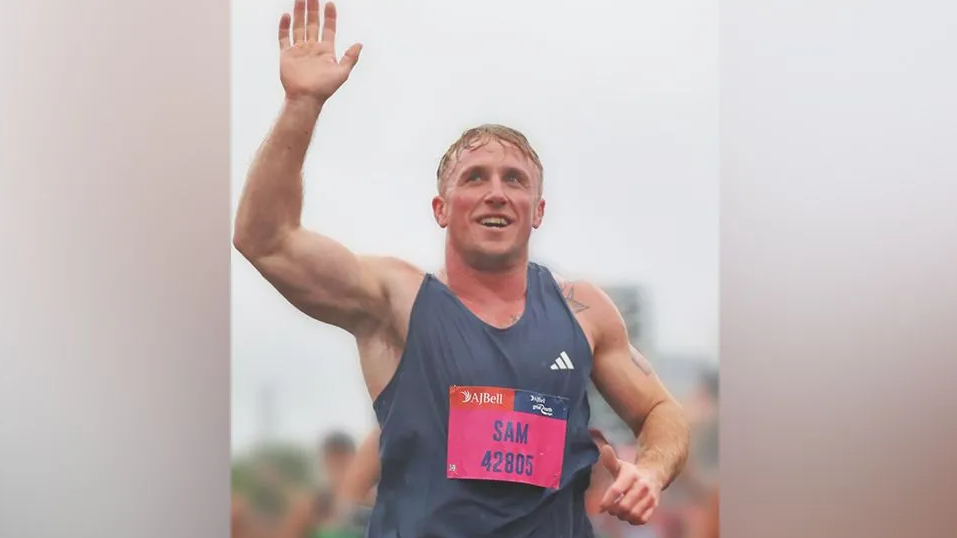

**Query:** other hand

left=277, top=0, right=362, bottom=105
left=597, top=444, right=663, bottom=526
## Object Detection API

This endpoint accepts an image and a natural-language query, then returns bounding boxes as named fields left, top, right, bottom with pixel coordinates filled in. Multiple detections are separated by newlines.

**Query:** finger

left=622, top=487, right=656, bottom=524
left=305, top=0, right=320, bottom=41
left=637, top=501, right=658, bottom=525
left=618, top=480, right=650, bottom=514
left=321, top=1, right=338, bottom=43
left=599, top=472, right=636, bottom=513
left=292, top=0, right=306, bottom=44
left=599, top=445, right=620, bottom=475
left=339, top=43, right=362, bottom=73
left=623, top=498, right=658, bottom=525
left=589, top=427, right=610, bottom=448
left=278, top=13, right=292, bottom=49
left=599, top=484, right=624, bottom=514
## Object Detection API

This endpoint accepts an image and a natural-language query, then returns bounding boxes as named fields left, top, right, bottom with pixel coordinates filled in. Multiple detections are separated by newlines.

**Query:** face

left=432, top=140, right=545, bottom=271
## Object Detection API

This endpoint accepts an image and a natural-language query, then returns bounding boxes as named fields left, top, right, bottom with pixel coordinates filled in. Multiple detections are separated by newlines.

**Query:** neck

left=441, top=244, right=528, bottom=302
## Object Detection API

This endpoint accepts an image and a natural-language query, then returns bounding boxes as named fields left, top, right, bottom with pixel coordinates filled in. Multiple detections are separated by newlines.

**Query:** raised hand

left=277, top=0, right=362, bottom=105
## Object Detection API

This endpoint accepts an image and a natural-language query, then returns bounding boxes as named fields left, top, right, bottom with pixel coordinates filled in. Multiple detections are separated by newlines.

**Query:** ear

left=432, top=195, right=449, bottom=228
left=532, top=197, right=546, bottom=229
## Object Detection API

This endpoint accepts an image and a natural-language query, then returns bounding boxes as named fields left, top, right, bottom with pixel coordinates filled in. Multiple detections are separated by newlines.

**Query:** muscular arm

left=573, top=282, right=690, bottom=490
left=232, top=98, right=396, bottom=333
left=619, top=343, right=689, bottom=489
left=233, top=97, right=319, bottom=258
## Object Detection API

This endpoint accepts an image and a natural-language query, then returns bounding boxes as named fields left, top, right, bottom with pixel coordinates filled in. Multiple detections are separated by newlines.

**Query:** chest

left=457, top=296, right=524, bottom=329
left=412, top=293, right=595, bottom=399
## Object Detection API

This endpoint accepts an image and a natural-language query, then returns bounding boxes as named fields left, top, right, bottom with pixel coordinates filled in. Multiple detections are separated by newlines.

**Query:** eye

left=466, top=171, right=483, bottom=182
left=504, top=172, right=521, bottom=183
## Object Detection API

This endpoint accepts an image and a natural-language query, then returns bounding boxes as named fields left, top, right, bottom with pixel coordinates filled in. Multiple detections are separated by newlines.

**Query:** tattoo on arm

left=630, top=345, right=654, bottom=376
left=560, top=281, right=590, bottom=313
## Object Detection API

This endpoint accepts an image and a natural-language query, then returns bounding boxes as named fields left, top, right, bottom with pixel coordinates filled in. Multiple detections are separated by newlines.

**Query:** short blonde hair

left=435, top=124, right=544, bottom=194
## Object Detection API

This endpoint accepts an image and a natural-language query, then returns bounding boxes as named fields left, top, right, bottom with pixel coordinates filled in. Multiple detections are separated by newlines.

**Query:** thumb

left=599, top=444, right=621, bottom=475
left=340, top=43, right=363, bottom=73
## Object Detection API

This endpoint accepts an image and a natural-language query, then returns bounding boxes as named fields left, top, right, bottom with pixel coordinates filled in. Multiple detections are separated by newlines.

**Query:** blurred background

left=230, top=0, right=717, bottom=537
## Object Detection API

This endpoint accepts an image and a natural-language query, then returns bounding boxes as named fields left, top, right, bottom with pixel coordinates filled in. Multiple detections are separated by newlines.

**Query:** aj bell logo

left=460, top=390, right=504, bottom=406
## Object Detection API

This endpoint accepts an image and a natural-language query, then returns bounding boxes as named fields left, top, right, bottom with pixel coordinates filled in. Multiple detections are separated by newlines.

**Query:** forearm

left=634, top=400, right=689, bottom=490
left=233, top=96, right=324, bottom=256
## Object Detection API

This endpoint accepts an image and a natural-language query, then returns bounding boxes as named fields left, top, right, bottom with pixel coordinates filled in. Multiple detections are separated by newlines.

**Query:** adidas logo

left=550, top=351, right=575, bottom=371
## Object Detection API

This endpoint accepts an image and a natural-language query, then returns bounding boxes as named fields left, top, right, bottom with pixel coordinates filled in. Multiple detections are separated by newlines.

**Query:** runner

left=233, top=1, right=690, bottom=536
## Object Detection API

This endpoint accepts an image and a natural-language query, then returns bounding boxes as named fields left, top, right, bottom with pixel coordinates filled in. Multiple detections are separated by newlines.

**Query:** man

left=336, top=428, right=380, bottom=508
left=232, top=1, right=690, bottom=536
left=317, top=431, right=357, bottom=498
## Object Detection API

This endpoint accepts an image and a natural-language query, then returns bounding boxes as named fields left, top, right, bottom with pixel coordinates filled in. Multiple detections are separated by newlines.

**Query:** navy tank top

left=369, top=262, right=599, bottom=538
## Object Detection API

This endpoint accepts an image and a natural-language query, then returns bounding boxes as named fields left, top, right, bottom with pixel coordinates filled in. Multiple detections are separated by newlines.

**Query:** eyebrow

left=458, top=164, right=531, bottom=181
left=502, top=166, right=531, bottom=180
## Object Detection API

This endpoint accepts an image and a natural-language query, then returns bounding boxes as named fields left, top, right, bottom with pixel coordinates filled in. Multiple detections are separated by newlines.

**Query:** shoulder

left=548, top=271, right=625, bottom=339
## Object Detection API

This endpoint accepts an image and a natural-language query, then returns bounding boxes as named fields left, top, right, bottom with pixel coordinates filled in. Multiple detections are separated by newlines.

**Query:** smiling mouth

left=478, top=217, right=511, bottom=228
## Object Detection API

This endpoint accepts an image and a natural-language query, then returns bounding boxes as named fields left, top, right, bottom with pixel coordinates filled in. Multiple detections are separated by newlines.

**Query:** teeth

left=480, top=217, right=509, bottom=227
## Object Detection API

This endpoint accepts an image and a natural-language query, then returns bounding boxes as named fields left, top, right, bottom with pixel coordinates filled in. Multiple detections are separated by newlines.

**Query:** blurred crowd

left=231, top=369, right=718, bottom=538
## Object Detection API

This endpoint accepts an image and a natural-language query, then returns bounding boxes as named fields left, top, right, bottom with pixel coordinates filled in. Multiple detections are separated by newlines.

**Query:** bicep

left=245, top=228, right=388, bottom=331
left=589, top=307, right=675, bottom=430
left=557, top=279, right=677, bottom=428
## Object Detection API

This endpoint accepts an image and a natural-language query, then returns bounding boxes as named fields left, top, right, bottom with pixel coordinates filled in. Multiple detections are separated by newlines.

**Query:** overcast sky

left=230, top=0, right=718, bottom=453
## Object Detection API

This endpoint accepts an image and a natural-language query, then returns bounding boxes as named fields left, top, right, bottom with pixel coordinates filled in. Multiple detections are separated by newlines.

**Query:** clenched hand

left=598, top=444, right=663, bottom=526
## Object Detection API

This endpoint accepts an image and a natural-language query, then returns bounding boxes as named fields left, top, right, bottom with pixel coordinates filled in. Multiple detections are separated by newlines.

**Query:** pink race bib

left=446, top=386, right=570, bottom=490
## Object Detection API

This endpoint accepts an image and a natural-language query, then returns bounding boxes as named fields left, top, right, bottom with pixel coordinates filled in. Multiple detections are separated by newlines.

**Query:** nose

left=483, top=175, right=508, bottom=205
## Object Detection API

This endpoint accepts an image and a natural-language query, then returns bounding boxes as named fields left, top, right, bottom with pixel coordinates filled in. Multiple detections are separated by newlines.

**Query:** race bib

left=446, top=385, right=569, bottom=489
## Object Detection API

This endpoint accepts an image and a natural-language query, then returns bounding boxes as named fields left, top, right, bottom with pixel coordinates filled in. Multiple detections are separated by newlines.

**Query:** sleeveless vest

left=369, top=262, right=599, bottom=538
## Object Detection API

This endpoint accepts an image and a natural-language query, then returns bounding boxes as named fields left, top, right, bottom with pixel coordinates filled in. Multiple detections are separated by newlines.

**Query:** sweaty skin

left=233, top=0, right=689, bottom=526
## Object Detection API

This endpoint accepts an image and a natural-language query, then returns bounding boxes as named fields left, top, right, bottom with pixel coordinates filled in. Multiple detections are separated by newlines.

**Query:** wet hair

left=435, top=124, right=544, bottom=195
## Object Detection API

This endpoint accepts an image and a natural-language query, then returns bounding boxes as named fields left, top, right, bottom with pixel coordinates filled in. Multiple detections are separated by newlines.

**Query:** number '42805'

left=480, top=450, right=534, bottom=477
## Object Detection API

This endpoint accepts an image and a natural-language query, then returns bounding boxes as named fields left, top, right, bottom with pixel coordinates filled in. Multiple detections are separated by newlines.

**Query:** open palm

left=278, top=0, right=362, bottom=103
